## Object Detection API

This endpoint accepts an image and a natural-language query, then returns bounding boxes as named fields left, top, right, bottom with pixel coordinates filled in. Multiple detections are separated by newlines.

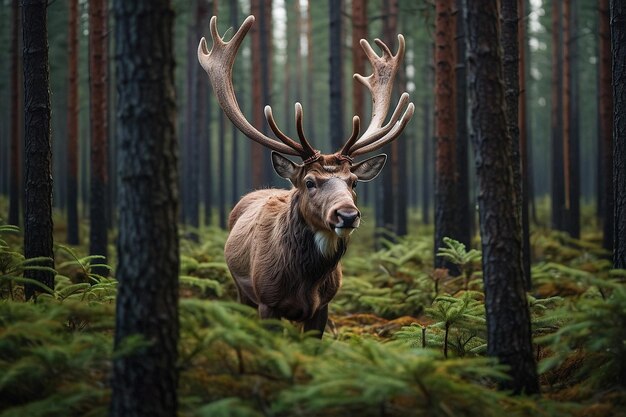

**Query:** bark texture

left=464, top=0, right=539, bottom=394
left=66, top=0, right=79, bottom=245
left=22, top=0, right=55, bottom=300
left=110, top=1, right=180, bottom=416
left=434, top=0, right=458, bottom=267
left=329, top=0, right=344, bottom=151
left=89, top=0, right=109, bottom=276
left=9, top=0, right=21, bottom=227
left=612, top=0, right=626, bottom=268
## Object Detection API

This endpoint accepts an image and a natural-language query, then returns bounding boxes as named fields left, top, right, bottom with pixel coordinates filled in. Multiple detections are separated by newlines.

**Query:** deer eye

left=305, top=179, right=316, bottom=189
left=352, top=180, right=357, bottom=189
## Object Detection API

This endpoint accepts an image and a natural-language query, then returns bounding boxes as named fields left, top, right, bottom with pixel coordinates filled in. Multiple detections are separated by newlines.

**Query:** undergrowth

left=0, top=215, right=625, bottom=416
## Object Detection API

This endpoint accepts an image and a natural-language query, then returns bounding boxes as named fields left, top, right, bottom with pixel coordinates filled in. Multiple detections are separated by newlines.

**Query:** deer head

left=198, top=15, right=414, bottom=241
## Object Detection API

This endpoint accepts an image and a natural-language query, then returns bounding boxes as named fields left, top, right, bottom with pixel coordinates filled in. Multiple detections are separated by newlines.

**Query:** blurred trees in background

left=0, top=0, right=622, bottom=261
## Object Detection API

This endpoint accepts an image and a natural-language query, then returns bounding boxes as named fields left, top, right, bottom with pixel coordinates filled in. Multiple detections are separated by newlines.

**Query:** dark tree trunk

left=230, top=0, right=240, bottom=206
left=9, top=0, right=21, bottom=227
left=422, top=44, right=433, bottom=225
left=501, top=0, right=526, bottom=286
left=329, top=0, right=344, bottom=151
left=566, top=0, right=581, bottom=238
left=89, top=0, right=109, bottom=277
left=434, top=0, right=458, bottom=268
left=455, top=0, right=471, bottom=248
left=599, top=0, right=614, bottom=252
left=66, top=0, right=79, bottom=245
left=262, top=0, right=274, bottom=184
left=22, top=0, right=55, bottom=299
left=251, top=0, right=266, bottom=188
left=306, top=0, right=315, bottom=140
left=352, top=0, right=368, bottom=206
left=551, top=0, right=565, bottom=231
left=518, top=0, right=532, bottom=289
left=201, top=0, right=213, bottom=225
left=612, top=0, right=626, bottom=268
left=186, top=7, right=200, bottom=235
left=218, top=111, right=227, bottom=229
left=110, top=1, right=179, bottom=416
left=464, top=0, right=539, bottom=394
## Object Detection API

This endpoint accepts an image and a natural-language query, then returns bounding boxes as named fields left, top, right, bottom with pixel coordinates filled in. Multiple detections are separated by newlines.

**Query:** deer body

left=198, top=15, right=414, bottom=337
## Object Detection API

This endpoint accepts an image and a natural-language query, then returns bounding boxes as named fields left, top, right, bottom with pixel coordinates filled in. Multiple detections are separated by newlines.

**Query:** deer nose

left=336, top=209, right=360, bottom=228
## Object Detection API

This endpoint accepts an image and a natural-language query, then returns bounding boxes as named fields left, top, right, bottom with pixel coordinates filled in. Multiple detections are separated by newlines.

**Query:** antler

left=339, top=35, right=415, bottom=158
left=198, top=16, right=318, bottom=160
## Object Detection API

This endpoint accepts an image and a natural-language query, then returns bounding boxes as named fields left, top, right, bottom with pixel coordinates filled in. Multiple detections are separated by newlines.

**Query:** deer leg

left=303, top=305, right=328, bottom=339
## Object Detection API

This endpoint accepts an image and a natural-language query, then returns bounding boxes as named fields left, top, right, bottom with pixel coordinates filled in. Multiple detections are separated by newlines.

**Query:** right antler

left=198, top=16, right=318, bottom=160
left=339, top=36, right=415, bottom=158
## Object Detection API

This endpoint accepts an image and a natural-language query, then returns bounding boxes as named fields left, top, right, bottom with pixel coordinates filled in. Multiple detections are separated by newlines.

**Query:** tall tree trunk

left=329, top=0, right=344, bottom=151
left=218, top=111, right=227, bottom=229
left=434, top=0, right=458, bottom=268
left=501, top=0, right=526, bottom=287
left=465, top=0, right=539, bottom=394
left=230, top=0, right=240, bottom=206
left=518, top=0, right=532, bottom=289
left=111, top=1, right=179, bottom=415
left=9, top=0, right=21, bottom=227
left=551, top=0, right=565, bottom=231
left=251, top=0, right=266, bottom=188
left=566, top=0, right=581, bottom=238
left=612, top=0, right=626, bottom=268
left=187, top=7, right=200, bottom=236
left=89, top=0, right=109, bottom=277
left=262, top=0, right=274, bottom=183
left=66, top=0, right=79, bottom=245
left=305, top=0, right=315, bottom=143
left=599, top=0, right=614, bottom=252
left=352, top=0, right=368, bottom=207
left=396, top=7, right=409, bottom=237
left=422, top=44, right=433, bottom=225
left=22, top=0, right=55, bottom=299
left=200, top=0, right=213, bottom=224
left=455, top=0, right=471, bottom=248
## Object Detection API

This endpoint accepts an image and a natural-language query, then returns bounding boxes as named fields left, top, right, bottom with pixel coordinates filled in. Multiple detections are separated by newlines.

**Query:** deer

left=198, top=15, right=414, bottom=338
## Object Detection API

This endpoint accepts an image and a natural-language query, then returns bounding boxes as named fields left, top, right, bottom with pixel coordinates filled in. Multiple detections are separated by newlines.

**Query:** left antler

left=339, top=35, right=415, bottom=158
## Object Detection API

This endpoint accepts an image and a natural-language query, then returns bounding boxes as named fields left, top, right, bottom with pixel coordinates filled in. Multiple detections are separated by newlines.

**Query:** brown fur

left=224, top=157, right=369, bottom=337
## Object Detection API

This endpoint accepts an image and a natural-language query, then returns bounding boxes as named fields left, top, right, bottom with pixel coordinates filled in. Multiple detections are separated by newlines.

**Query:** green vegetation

left=1, top=213, right=625, bottom=416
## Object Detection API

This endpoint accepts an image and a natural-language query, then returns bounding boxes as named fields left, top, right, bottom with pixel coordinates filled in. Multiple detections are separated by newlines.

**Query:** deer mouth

left=334, top=226, right=357, bottom=238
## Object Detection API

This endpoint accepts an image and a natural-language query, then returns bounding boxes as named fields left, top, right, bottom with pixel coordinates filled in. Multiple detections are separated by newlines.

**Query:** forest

left=0, top=0, right=625, bottom=416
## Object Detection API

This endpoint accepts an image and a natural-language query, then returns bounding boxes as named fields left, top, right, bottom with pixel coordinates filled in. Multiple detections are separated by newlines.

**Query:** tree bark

left=329, top=0, right=344, bottom=151
left=566, top=0, right=581, bottom=238
left=22, top=0, right=55, bottom=299
left=305, top=0, right=316, bottom=140
left=230, top=0, right=240, bottom=206
left=455, top=0, right=471, bottom=248
left=501, top=0, right=526, bottom=287
left=89, top=0, right=109, bottom=277
left=612, top=0, right=626, bottom=268
left=251, top=0, right=266, bottom=188
left=464, top=0, right=539, bottom=394
left=9, top=0, right=21, bottom=227
left=599, top=0, right=614, bottom=252
left=422, top=44, right=433, bottom=225
left=551, top=0, right=565, bottom=231
left=110, top=1, right=179, bottom=416
left=66, top=0, right=79, bottom=245
left=518, top=0, right=532, bottom=289
left=434, top=0, right=458, bottom=268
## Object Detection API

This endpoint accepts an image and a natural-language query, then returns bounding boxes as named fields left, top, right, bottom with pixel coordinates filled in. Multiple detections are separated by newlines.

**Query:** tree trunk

left=464, top=0, right=539, bottom=394
left=352, top=0, right=368, bottom=206
left=9, top=0, right=21, bottom=227
left=455, top=0, right=471, bottom=248
left=66, top=0, right=79, bottom=245
left=218, top=111, right=227, bottom=229
left=111, top=1, right=179, bottom=416
left=566, top=0, right=581, bottom=238
left=434, top=0, right=458, bottom=268
left=599, top=0, right=614, bottom=252
left=518, top=0, right=532, bottom=289
left=612, top=0, right=626, bottom=268
left=201, top=0, right=213, bottom=224
left=551, top=0, right=565, bottom=231
left=501, top=0, right=526, bottom=287
left=22, top=0, right=55, bottom=300
left=422, top=44, right=433, bottom=225
left=89, top=0, right=109, bottom=277
left=305, top=0, right=316, bottom=140
left=251, top=0, right=266, bottom=188
left=230, top=0, right=240, bottom=206
left=329, top=0, right=344, bottom=151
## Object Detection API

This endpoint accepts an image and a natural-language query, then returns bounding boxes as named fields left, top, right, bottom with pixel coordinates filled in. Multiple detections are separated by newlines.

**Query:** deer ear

left=271, top=152, right=299, bottom=180
left=351, top=154, right=387, bottom=182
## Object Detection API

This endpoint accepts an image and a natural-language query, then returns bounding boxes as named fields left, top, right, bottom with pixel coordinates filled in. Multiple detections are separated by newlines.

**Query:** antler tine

left=264, top=106, right=305, bottom=152
left=339, top=116, right=361, bottom=156
left=350, top=102, right=415, bottom=156
left=198, top=16, right=301, bottom=156
left=342, top=34, right=413, bottom=157
left=294, top=103, right=319, bottom=160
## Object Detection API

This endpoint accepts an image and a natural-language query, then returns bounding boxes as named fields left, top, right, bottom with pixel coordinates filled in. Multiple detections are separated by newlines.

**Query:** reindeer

left=198, top=15, right=414, bottom=337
